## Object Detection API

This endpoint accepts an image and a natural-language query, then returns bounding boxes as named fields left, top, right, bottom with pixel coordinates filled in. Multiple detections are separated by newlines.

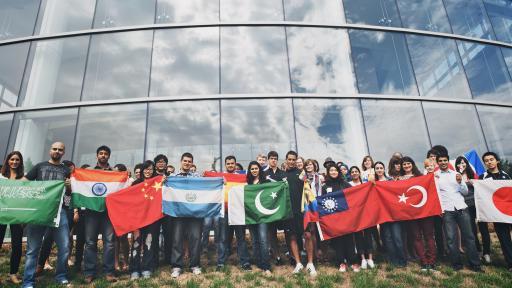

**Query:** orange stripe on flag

left=72, top=168, right=129, bottom=182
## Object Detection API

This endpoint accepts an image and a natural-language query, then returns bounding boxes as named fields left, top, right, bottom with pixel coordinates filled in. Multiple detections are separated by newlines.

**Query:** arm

left=457, top=173, right=468, bottom=196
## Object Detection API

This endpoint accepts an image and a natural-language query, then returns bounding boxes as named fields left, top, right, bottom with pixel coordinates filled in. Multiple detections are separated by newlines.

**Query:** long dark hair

left=388, top=156, right=402, bottom=178
left=325, top=164, right=346, bottom=184
left=361, top=155, right=374, bottom=171
left=246, top=161, right=265, bottom=184
left=373, top=161, right=388, bottom=180
left=349, top=166, right=362, bottom=182
left=1, top=151, right=24, bottom=179
left=455, top=156, right=475, bottom=179
left=132, top=160, right=156, bottom=185
left=400, top=156, right=423, bottom=177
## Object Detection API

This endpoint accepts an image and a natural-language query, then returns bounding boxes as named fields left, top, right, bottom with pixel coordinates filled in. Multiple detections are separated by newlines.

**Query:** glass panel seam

left=474, top=104, right=491, bottom=152
left=419, top=101, right=433, bottom=147
left=358, top=99, right=371, bottom=155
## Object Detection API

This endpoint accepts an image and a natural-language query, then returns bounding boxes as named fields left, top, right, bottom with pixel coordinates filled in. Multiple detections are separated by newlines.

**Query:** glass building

left=1, top=0, right=511, bottom=172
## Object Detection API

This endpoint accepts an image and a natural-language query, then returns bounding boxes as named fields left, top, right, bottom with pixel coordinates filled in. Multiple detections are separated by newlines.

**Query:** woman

left=456, top=156, right=491, bottom=263
left=348, top=166, right=362, bottom=187
left=388, top=157, right=402, bottom=181
left=338, top=162, right=351, bottom=182
left=296, top=157, right=305, bottom=171
left=0, top=151, right=24, bottom=284
left=401, top=156, right=436, bottom=271
left=129, top=160, right=160, bottom=280
left=322, top=164, right=360, bottom=272
left=246, top=161, right=271, bottom=275
left=361, top=156, right=375, bottom=183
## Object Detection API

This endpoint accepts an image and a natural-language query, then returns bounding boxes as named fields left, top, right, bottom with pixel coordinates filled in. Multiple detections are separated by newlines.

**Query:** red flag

left=203, top=171, right=246, bottom=210
left=316, top=174, right=441, bottom=240
left=106, top=176, right=164, bottom=236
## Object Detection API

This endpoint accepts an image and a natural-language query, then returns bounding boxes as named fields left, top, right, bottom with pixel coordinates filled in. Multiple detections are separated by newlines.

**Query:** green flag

left=0, top=179, right=65, bottom=227
left=228, top=181, right=292, bottom=225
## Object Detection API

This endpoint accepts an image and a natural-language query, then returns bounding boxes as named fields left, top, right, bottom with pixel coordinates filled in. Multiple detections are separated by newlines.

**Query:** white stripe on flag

left=162, top=187, right=223, bottom=204
left=228, top=186, right=246, bottom=225
left=71, top=179, right=127, bottom=197
left=474, top=180, right=512, bottom=223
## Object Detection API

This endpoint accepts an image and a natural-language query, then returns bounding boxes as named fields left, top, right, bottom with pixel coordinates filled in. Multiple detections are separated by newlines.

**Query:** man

left=257, top=153, right=268, bottom=170
left=479, top=152, right=512, bottom=271
left=435, top=153, right=482, bottom=272
left=22, top=142, right=72, bottom=288
left=171, top=153, right=202, bottom=278
left=154, top=154, right=169, bottom=176
left=83, top=145, right=117, bottom=283
left=153, top=154, right=171, bottom=266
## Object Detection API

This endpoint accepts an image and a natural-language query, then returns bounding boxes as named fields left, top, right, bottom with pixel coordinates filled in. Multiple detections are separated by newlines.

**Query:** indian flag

left=71, top=168, right=130, bottom=212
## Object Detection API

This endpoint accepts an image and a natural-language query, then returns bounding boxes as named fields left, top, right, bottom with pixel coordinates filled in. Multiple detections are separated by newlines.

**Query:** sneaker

left=306, top=263, right=317, bottom=277
left=192, top=266, right=202, bottom=275
left=264, top=270, right=272, bottom=276
left=130, top=272, right=140, bottom=280
left=483, top=254, right=491, bottom=264
left=292, top=263, right=304, bottom=274
left=421, top=265, right=429, bottom=272
left=44, top=263, right=54, bottom=271
left=171, top=268, right=181, bottom=278
left=275, top=256, right=282, bottom=266
left=367, top=259, right=375, bottom=269
left=351, top=264, right=361, bottom=272
left=84, top=275, right=94, bottom=284
left=470, top=266, right=484, bottom=273
left=216, top=264, right=225, bottom=272
left=339, top=264, right=347, bottom=272
left=141, top=271, right=151, bottom=279
left=9, top=274, right=21, bottom=284
left=361, top=259, right=368, bottom=270
left=106, top=274, right=118, bottom=283
left=68, top=259, right=74, bottom=267
left=242, top=263, right=252, bottom=271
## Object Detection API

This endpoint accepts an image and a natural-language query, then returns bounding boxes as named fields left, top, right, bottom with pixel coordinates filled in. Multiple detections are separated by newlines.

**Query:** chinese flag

left=106, top=176, right=164, bottom=236
left=316, top=174, right=441, bottom=240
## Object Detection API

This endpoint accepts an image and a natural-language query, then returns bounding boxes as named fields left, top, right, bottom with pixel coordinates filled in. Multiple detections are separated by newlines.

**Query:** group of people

left=1, top=142, right=512, bottom=287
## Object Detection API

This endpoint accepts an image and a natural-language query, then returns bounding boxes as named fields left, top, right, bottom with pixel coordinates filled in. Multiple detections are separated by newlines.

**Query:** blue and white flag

left=464, top=149, right=486, bottom=177
left=162, top=177, right=224, bottom=218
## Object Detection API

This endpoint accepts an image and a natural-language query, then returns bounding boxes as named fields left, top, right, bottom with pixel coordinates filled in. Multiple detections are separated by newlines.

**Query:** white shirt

left=435, top=169, right=468, bottom=212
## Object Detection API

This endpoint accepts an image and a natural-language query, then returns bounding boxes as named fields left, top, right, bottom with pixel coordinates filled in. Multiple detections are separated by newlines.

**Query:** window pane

left=11, top=108, right=78, bottom=169
left=220, top=0, right=283, bottom=21
left=146, top=101, right=220, bottom=172
left=349, top=30, right=418, bottom=96
left=423, top=102, right=487, bottom=157
left=284, top=0, right=344, bottom=23
left=0, top=113, right=14, bottom=159
left=20, top=37, right=89, bottom=106
left=503, top=48, right=512, bottom=76
left=221, top=99, right=296, bottom=169
left=477, top=105, right=512, bottom=161
left=221, top=27, right=290, bottom=93
left=407, top=35, right=471, bottom=98
left=93, top=0, right=156, bottom=28
left=82, top=31, right=153, bottom=101
left=396, top=0, right=451, bottom=33
left=150, top=28, right=219, bottom=97
left=457, top=40, right=512, bottom=101
left=0, top=0, right=39, bottom=40
left=361, top=100, right=430, bottom=162
left=444, top=0, right=495, bottom=40
left=74, top=104, right=146, bottom=168
left=343, top=0, right=402, bottom=27
left=156, top=0, right=218, bottom=23
left=36, top=0, right=95, bottom=34
left=294, top=99, right=367, bottom=166
left=287, top=28, right=356, bottom=94
left=0, top=43, right=30, bottom=108
left=483, top=0, right=512, bottom=43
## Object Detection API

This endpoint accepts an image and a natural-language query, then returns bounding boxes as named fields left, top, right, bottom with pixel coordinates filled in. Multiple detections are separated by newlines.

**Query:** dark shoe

left=242, top=263, right=252, bottom=271
left=84, top=275, right=94, bottom=284
left=453, top=265, right=463, bottom=271
left=275, top=257, right=282, bottom=266
left=216, top=264, right=224, bottom=272
left=470, top=266, right=484, bottom=273
left=106, top=274, right=118, bottom=282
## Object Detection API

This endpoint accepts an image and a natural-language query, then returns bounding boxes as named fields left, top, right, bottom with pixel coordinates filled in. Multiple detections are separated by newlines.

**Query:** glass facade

left=1, top=0, right=511, bottom=172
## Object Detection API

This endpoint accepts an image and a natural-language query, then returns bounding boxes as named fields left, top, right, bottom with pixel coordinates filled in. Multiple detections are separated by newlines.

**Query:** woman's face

left=135, top=168, right=141, bottom=179
left=296, top=158, right=304, bottom=170
left=457, top=161, right=467, bottom=173
left=350, top=168, right=360, bottom=180
left=328, top=167, right=339, bottom=179
left=402, top=161, right=413, bottom=173
left=143, top=165, right=154, bottom=179
left=340, top=166, right=348, bottom=175
left=250, top=164, right=260, bottom=177
left=394, top=163, right=401, bottom=172
left=363, top=157, right=372, bottom=169
left=305, top=162, right=315, bottom=173
left=375, top=164, right=385, bottom=177
left=8, top=154, right=21, bottom=169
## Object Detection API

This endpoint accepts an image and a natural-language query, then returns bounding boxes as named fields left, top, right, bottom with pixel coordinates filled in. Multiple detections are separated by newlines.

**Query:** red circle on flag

left=492, top=187, right=512, bottom=216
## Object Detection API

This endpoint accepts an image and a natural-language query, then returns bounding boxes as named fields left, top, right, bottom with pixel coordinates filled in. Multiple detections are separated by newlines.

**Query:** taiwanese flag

left=313, top=174, right=441, bottom=240
left=203, top=171, right=246, bottom=210
left=106, top=176, right=164, bottom=236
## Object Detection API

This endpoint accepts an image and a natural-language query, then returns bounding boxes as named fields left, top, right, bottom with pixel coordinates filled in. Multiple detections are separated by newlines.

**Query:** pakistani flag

left=0, top=179, right=65, bottom=227
left=228, top=181, right=291, bottom=225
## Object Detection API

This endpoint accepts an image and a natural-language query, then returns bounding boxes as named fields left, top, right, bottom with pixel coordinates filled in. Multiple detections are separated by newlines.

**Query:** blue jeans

left=83, top=210, right=115, bottom=277
left=443, top=209, right=481, bottom=269
left=381, top=221, right=406, bottom=266
left=202, top=216, right=227, bottom=266
left=250, top=223, right=270, bottom=270
left=225, top=214, right=250, bottom=266
left=22, top=209, right=69, bottom=287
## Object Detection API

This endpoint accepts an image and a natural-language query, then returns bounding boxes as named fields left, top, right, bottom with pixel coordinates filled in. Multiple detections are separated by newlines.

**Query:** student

left=361, top=155, right=375, bottom=183
left=303, top=159, right=326, bottom=262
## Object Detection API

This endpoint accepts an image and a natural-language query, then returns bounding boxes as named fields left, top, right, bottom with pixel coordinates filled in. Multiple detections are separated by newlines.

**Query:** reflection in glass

left=146, top=101, right=220, bottom=172
left=503, top=48, right=512, bottom=77
left=156, top=0, right=218, bottom=23
left=396, top=0, right=451, bottom=33
left=343, top=0, right=402, bottom=27
left=11, top=108, right=78, bottom=169
left=74, top=104, right=146, bottom=168
left=221, top=27, right=290, bottom=93
left=221, top=99, right=296, bottom=168
left=423, top=102, right=487, bottom=157
left=444, top=0, right=495, bottom=40
left=284, top=0, right=344, bottom=23
left=407, top=35, right=471, bottom=98
left=20, top=37, right=89, bottom=106
left=0, top=0, right=39, bottom=40
left=457, top=40, right=512, bottom=101
left=287, top=28, right=356, bottom=94
left=483, top=0, right=512, bottom=43
left=0, top=43, right=30, bottom=108
left=150, top=28, right=219, bottom=97
left=0, top=113, right=14, bottom=159
left=93, top=0, right=156, bottom=28
left=221, top=0, right=283, bottom=21
left=294, top=99, right=367, bottom=166
left=82, top=31, right=153, bottom=101
left=361, top=100, right=430, bottom=163
left=349, top=30, right=418, bottom=96
left=477, top=105, right=512, bottom=161
left=36, top=0, right=95, bottom=34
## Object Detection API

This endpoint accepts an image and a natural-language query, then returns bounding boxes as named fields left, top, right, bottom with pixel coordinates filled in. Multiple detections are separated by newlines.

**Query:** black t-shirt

left=285, top=167, right=304, bottom=214
left=264, top=167, right=286, bottom=182
left=25, top=161, right=71, bottom=181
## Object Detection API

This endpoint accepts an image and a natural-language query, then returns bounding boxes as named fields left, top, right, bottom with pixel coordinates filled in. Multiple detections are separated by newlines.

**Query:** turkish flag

left=315, top=174, right=441, bottom=240
left=106, top=176, right=164, bottom=236
left=473, top=180, right=512, bottom=224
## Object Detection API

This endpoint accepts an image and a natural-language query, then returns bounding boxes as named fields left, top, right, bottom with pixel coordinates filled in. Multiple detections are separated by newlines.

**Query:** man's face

left=181, top=156, right=193, bottom=171
left=437, top=157, right=449, bottom=171
left=268, top=156, right=278, bottom=168
left=49, top=143, right=65, bottom=161
left=257, top=156, right=267, bottom=166
left=97, top=150, right=110, bottom=165
left=225, top=159, right=236, bottom=173
left=483, top=155, right=498, bottom=170
left=155, top=159, right=167, bottom=172
left=286, top=154, right=297, bottom=169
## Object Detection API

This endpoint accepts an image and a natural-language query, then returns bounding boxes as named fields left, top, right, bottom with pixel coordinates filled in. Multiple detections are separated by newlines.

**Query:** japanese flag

left=474, top=180, right=512, bottom=224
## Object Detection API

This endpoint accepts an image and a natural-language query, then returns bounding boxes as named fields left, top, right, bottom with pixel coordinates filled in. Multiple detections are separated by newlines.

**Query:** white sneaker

left=171, top=268, right=181, bottom=278
left=130, top=272, right=140, bottom=280
left=192, top=266, right=202, bottom=275
left=292, top=263, right=304, bottom=274
left=483, top=254, right=491, bottom=264
left=141, top=270, right=151, bottom=279
left=351, top=264, right=361, bottom=272
left=367, top=259, right=375, bottom=269
left=361, top=259, right=368, bottom=269
left=339, top=264, right=347, bottom=272
left=264, top=270, right=272, bottom=276
left=306, top=263, right=317, bottom=277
